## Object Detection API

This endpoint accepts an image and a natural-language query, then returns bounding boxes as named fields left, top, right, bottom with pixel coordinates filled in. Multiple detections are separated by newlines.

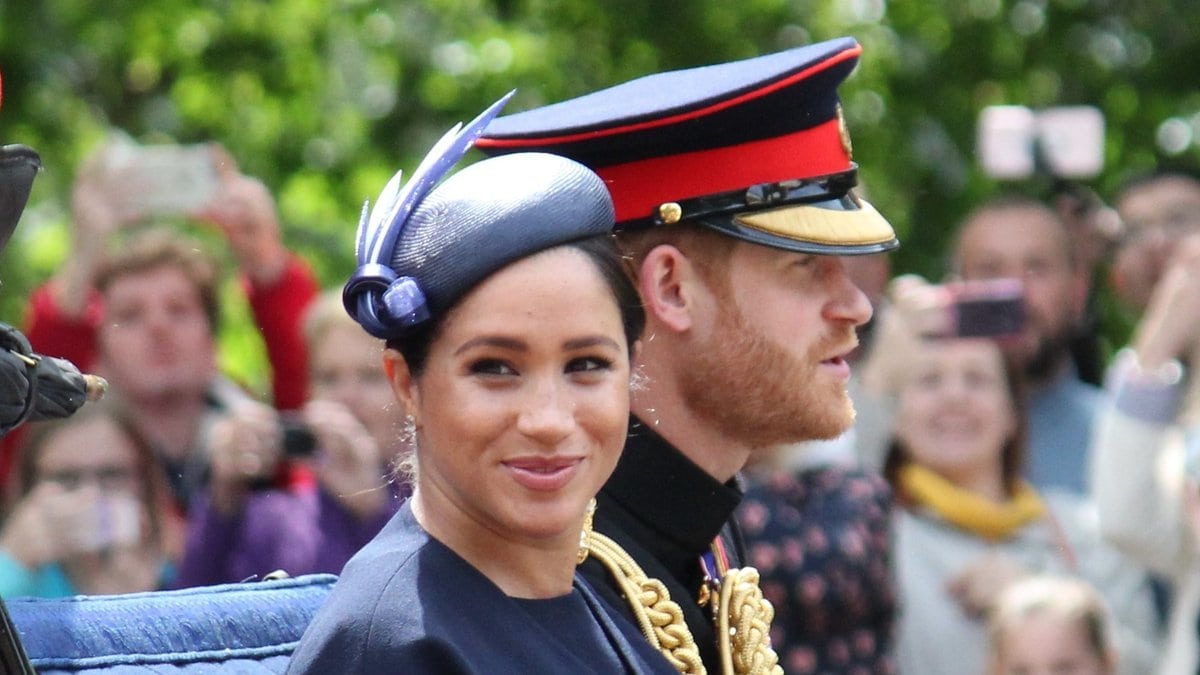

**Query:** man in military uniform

left=478, top=36, right=897, bottom=674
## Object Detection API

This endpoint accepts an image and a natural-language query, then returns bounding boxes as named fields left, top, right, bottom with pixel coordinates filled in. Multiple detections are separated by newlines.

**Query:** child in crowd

left=987, top=575, right=1117, bottom=675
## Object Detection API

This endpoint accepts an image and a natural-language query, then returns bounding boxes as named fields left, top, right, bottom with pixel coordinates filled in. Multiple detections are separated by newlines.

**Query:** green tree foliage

left=1, top=0, right=1198, bottom=389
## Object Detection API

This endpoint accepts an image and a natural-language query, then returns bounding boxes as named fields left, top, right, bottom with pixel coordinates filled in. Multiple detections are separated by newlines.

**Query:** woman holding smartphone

left=287, top=98, right=673, bottom=674
left=0, top=401, right=181, bottom=598
left=881, top=332, right=1159, bottom=675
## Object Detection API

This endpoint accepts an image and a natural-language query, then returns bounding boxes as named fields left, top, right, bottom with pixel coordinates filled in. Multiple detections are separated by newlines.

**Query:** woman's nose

left=516, top=380, right=575, bottom=444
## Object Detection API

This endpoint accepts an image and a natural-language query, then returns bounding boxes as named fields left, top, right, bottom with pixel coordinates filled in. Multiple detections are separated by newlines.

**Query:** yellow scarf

left=898, top=463, right=1046, bottom=540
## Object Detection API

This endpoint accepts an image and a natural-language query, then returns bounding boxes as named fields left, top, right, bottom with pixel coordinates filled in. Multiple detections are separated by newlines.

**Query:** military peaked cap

left=476, top=37, right=898, bottom=255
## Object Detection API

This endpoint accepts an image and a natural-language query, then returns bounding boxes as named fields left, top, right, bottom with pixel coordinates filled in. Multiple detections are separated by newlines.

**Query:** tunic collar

left=600, top=415, right=743, bottom=557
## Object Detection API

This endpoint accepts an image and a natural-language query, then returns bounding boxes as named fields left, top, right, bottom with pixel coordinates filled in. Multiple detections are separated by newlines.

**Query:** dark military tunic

left=287, top=501, right=675, bottom=674
left=580, top=416, right=746, bottom=671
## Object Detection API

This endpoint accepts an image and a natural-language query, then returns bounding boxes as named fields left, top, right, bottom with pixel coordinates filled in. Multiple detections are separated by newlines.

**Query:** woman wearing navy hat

left=286, top=97, right=674, bottom=674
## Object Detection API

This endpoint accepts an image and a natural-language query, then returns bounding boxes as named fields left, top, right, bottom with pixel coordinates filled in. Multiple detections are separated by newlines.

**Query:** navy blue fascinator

left=343, top=94, right=616, bottom=340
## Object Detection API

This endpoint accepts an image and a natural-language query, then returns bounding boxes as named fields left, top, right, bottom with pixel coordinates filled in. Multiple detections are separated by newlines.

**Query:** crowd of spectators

left=5, top=130, right=1200, bottom=675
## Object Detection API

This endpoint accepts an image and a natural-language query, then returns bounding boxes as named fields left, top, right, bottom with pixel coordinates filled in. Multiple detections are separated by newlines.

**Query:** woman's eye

left=469, top=359, right=516, bottom=376
left=566, top=356, right=613, bottom=374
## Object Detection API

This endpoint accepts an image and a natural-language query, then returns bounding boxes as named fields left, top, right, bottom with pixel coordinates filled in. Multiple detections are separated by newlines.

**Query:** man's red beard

left=678, top=299, right=858, bottom=449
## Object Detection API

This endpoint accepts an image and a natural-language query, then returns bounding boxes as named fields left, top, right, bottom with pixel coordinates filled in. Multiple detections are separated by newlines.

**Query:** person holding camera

left=174, top=291, right=407, bottom=587
left=951, top=196, right=1104, bottom=497
left=0, top=402, right=181, bottom=598
left=848, top=197, right=1103, bottom=500
left=16, top=140, right=319, bottom=509
left=1091, top=172, right=1200, bottom=674
left=872, top=280, right=1159, bottom=675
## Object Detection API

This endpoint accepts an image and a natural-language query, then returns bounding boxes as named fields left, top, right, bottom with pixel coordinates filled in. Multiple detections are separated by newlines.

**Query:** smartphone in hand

left=98, top=131, right=219, bottom=219
left=71, top=492, right=142, bottom=554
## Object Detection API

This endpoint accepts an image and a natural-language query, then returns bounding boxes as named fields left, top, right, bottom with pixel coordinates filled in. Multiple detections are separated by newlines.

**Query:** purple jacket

left=175, top=482, right=406, bottom=588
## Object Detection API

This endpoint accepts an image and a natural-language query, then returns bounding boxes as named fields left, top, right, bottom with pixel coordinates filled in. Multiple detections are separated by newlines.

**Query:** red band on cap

left=476, top=44, right=861, bottom=149
left=599, top=117, right=851, bottom=223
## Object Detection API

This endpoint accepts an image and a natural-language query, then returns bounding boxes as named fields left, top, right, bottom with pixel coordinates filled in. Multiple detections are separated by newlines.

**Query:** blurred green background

left=2, top=0, right=1198, bottom=397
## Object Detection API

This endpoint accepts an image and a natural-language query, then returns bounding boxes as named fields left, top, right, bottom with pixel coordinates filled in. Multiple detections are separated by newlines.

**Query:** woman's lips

left=503, top=456, right=583, bottom=491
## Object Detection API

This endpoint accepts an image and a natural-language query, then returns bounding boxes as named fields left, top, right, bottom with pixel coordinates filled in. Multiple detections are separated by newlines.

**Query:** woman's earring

left=402, top=414, right=418, bottom=447
left=630, top=364, right=649, bottom=393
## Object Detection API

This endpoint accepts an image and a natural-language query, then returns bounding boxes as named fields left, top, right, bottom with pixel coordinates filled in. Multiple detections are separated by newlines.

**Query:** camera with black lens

left=280, top=416, right=317, bottom=458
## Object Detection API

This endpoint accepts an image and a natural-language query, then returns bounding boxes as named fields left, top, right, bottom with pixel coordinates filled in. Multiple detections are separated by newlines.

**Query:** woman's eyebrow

left=563, top=336, right=622, bottom=352
left=453, top=335, right=527, bottom=356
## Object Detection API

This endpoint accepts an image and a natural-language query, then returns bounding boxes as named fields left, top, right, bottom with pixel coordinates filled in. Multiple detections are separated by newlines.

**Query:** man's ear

left=637, top=244, right=707, bottom=333
left=383, top=348, right=420, bottom=420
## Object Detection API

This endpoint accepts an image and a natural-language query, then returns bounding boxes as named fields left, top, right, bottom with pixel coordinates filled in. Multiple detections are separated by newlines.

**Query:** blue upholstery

left=7, top=574, right=335, bottom=673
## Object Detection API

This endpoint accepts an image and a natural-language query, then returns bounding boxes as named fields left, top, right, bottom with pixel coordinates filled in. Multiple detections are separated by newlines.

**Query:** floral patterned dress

left=738, top=465, right=897, bottom=675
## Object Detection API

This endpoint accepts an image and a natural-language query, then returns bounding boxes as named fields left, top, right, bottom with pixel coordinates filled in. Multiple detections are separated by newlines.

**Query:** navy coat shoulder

left=287, top=501, right=674, bottom=674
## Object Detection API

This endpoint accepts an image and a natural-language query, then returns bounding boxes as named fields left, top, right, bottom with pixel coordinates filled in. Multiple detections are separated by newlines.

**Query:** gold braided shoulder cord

left=585, top=529, right=706, bottom=674
left=578, top=499, right=783, bottom=675
left=713, top=566, right=783, bottom=675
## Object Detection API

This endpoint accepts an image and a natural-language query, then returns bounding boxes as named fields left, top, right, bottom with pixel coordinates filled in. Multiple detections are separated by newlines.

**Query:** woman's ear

left=383, top=348, right=420, bottom=420
left=637, top=244, right=705, bottom=333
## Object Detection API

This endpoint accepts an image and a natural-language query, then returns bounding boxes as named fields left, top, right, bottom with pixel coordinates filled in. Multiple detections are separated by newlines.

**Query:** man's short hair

left=950, top=195, right=1075, bottom=274
left=94, top=228, right=221, bottom=334
left=615, top=222, right=734, bottom=291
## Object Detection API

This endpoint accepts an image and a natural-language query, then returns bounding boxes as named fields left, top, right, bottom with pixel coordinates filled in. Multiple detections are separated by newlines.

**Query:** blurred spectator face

left=34, top=413, right=138, bottom=496
left=96, top=265, right=216, bottom=401
left=955, top=204, right=1085, bottom=382
left=310, top=322, right=396, bottom=449
left=991, top=609, right=1112, bottom=675
left=894, top=339, right=1017, bottom=488
left=31, top=413, right=145, bottom=555
left=18, top=407, right=180, bottom=569
left=1113, top=176, right=1200, bottom=310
